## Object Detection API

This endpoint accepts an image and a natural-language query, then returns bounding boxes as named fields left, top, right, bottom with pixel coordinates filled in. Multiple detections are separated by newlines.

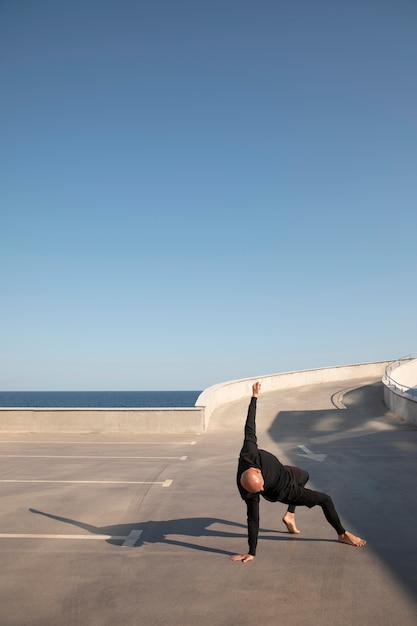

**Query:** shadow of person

left=29, top=508, right=257, bottom=555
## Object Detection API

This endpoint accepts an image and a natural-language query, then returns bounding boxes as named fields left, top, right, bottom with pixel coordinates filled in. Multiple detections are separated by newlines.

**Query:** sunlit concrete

left=0, top=375, right=416, bottom=626
left=0, top=406, right=205, bottom=434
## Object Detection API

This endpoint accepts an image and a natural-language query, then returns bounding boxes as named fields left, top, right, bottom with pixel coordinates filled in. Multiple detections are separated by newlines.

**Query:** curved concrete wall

left=384, top=358, right=417, bottom=391
left=382, top=357, right=417, bottom=426
left=383, top=386, right=417, bottom=426
left=197, top=360, right=390, bottom=428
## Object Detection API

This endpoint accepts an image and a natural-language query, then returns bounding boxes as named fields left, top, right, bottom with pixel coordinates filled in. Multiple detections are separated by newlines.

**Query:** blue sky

left=1, top=0, right=416, bottom=391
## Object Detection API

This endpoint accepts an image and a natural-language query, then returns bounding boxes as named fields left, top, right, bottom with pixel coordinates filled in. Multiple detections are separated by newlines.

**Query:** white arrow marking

left=122, top=530, right=143, bottom=547
left=296, top=445, right=327, bottom=462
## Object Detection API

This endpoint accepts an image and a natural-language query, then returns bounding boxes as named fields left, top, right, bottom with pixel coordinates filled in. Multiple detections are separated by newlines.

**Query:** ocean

left=0, top=391, right=202, bottom=408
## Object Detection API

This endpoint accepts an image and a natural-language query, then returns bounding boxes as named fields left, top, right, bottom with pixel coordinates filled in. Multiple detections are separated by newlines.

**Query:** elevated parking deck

left=0, top=373, right=416, bottom=625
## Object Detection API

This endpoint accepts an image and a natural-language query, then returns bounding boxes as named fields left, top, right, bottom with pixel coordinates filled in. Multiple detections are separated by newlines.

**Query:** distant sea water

left=0, top=391, right=202, bottom=408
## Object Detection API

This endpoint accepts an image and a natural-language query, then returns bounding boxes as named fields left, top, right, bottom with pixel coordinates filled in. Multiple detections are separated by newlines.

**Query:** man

left=231, top=382, right=366, bottom=563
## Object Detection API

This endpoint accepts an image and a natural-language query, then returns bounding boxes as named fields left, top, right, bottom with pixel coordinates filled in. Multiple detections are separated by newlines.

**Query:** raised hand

left=252, top=381, right=261, bottom=397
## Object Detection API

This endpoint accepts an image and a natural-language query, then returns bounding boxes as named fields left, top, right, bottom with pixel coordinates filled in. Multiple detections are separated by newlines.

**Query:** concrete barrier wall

left=0, top=407, right=205, bottom=434
left=385, top=358, right=417, bottom=391
left=382, top=357, right=417, bottom=426
left=383, top=386, right=417, bottom=426
left=0, top=361, right=391, bottom=434
left=196, top=361, right=390, bottom=428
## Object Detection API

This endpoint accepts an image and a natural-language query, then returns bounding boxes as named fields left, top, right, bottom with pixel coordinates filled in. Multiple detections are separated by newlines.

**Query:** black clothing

left=237, top=396, right=345, bottom=556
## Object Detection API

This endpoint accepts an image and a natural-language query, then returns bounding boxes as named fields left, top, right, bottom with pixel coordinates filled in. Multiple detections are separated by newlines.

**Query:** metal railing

left=383, top=354, right=417, bottom=400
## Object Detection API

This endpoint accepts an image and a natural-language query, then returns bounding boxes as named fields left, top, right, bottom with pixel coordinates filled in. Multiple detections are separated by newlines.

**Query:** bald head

left=240, top=468, right=264, bottom=493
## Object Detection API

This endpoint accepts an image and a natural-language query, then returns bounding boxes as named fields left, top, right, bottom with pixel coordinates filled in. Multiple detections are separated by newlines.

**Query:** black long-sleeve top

left=236, top=396, right=293, bottom=556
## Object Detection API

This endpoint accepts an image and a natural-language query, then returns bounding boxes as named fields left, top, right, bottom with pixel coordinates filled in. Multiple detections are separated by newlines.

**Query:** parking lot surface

left=1, top=377, right=416, bottom=625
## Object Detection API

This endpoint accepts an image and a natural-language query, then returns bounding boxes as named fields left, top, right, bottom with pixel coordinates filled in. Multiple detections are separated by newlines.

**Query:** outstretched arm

left=230, top=496, right=260, bottom=563
left=232, top=383, right=262, bottom=564
left=242, top=382, right=261, bottom=450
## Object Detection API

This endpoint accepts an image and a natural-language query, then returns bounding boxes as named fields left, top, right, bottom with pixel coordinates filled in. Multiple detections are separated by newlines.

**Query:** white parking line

left=0, top=441, right=197, bottom=445
left=0, top=455, right=187, bottom=460
left=0, top=479, right=173, bottom=486
left=0, top=530, right=144, bottom=546
left=0, top=533, right=123, bottom=540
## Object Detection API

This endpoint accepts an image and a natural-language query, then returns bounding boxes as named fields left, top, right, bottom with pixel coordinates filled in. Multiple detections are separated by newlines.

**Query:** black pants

left=285, top=466, right=345, bottom=536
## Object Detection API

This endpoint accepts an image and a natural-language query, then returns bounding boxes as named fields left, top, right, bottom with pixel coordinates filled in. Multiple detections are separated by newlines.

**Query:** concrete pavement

left=0, top=375, right=416, bottom=625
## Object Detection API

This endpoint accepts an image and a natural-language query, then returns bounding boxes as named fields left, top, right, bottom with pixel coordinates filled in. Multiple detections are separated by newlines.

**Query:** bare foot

left=282, top=512, right=301, bottom=534
left=338, top=531, right=366, bottom=547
